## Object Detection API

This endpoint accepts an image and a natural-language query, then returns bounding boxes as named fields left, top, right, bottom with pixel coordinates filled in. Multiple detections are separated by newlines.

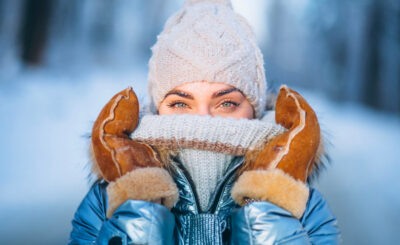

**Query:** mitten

left=91, top=87, right=179, bottom=217
left=232, top=85, right=321, bottom=218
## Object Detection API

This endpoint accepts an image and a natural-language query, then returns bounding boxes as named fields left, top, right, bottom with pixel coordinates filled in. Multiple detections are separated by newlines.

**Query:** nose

left=195, top=105, right=212, bottom=116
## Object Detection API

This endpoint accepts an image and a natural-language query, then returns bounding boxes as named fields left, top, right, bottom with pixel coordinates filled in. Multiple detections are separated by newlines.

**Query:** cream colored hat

left=148, top=0, right=267, bottom=118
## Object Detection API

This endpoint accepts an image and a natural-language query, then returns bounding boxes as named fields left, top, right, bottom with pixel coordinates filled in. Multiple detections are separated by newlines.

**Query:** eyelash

left=166, top=99, right=240, bottom=111
left=219, top=100, right=240, bottom=108
left=167, top=101, right=189, bottom=109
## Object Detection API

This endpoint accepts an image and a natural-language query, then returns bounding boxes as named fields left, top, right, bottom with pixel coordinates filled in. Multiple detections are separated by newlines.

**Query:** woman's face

left=158, top=82, right=254, bottom=119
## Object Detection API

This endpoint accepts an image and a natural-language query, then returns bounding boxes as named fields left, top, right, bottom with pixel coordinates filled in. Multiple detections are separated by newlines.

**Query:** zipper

left=171, top=156, right=244, bottom=214
left=171, top=157, right=201, bottom=214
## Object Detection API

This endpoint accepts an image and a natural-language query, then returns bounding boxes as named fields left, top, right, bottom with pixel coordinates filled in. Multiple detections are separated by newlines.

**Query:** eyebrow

left=164, top=87, right=241, bottom=100
left=164, top=90, right=194, bottom=99
left=212, top=87, right=240, bottom=98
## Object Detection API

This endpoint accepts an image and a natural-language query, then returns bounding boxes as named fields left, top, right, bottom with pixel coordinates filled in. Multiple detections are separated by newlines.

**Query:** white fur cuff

left=106, top=167, right=179, bottom=218
left=231, top=169, right=309, bottom=219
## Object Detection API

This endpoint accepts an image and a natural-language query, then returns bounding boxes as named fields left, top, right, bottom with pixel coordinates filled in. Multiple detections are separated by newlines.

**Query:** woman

left=69, top=0, right=340, bottom=244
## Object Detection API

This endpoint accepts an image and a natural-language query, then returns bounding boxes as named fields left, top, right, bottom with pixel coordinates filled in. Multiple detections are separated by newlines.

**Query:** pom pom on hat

left=148, top=0, right=267, bottom=118
left=184, top=0, right=232, bottom=8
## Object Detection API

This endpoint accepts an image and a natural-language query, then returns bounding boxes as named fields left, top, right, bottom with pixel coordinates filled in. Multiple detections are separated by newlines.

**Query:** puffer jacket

left=69, top=157, right=340, bottom=244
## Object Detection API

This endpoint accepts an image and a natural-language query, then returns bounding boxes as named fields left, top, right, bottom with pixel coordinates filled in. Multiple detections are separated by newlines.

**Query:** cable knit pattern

left=148, top=0, right=267, bottom=118
left=178, top=149, right=234, bottom=211
left=130, top=114, right=285, bottom=155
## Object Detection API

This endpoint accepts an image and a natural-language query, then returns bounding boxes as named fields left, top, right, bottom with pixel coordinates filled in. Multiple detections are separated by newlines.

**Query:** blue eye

left=168, top=101, right=188, bottom=109
left=220, top=101, right=239, bottom=108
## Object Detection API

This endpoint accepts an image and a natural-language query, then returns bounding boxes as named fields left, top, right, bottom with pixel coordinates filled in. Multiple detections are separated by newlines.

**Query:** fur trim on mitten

left=231, top=169, right=309, bottom=219
left=107, top=167, right=179, bottom=218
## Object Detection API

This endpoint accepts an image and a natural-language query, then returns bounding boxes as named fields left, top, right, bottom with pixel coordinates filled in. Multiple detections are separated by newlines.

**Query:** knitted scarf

left=131, top=113, right=284, bottom=210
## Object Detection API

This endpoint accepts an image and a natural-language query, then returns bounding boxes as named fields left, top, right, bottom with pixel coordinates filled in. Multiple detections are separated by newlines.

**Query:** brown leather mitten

left=91, top=87, right=178, bottom=217
left=232, top=85, right=321, bottom=218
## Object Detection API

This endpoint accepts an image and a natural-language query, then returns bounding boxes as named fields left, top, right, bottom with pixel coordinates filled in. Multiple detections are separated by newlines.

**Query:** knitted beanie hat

left=148, top=0, right=267, bottom=118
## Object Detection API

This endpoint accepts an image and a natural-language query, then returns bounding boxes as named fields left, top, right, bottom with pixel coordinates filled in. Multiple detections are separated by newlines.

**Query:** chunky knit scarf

left=131, top=113, right=283, bottom=155
left=131, top=114, right=284, bottom=210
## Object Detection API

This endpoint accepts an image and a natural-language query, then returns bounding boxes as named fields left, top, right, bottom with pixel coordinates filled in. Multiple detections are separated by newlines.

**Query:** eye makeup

left=167, top=100, right=189, bottom=109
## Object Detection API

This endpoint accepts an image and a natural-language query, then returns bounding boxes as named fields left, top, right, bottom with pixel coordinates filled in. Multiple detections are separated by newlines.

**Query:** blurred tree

left=376, top=0, right=400, bottom=112
left=346, top=0, right=400, bottom=113
left=0, top=0, right=24, bottom=74
left=136, top=0, right=169, bottom=60
left=19, top=0, right=53, bottom=65
left=0, top=1, right=3, bottom=27
left=248, top=0, right=400, bottom=114
left=2, top=0, right=398, bottom=112
left=363, top=1, right=382, bottom=109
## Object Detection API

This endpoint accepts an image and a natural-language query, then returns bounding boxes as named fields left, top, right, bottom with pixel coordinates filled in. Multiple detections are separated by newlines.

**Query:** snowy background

left=0, top=0, right=399, bottom=244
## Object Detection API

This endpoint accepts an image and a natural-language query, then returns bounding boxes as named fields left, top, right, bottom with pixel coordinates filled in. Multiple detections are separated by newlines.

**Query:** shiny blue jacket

left=69, top=157, right=340, bottom=244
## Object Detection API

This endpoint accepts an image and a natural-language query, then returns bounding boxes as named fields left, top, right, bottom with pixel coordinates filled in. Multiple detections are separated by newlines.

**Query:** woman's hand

left=91, top=87, right=178, bottom=217
left=91, top=87, right=162, bottom=181
left=232, top=85, right=321, bottom=218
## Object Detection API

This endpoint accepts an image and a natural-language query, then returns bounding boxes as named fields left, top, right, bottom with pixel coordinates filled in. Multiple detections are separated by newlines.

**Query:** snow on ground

left=0, top=68, right=399, bottom=244
left=302, top=90, right=400, bottom=244
left=0, top=67, right=149, bottom=244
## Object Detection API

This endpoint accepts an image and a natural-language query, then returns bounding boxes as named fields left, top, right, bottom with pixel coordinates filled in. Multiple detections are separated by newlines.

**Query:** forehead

left=173, top=82, right=236, bottom=93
